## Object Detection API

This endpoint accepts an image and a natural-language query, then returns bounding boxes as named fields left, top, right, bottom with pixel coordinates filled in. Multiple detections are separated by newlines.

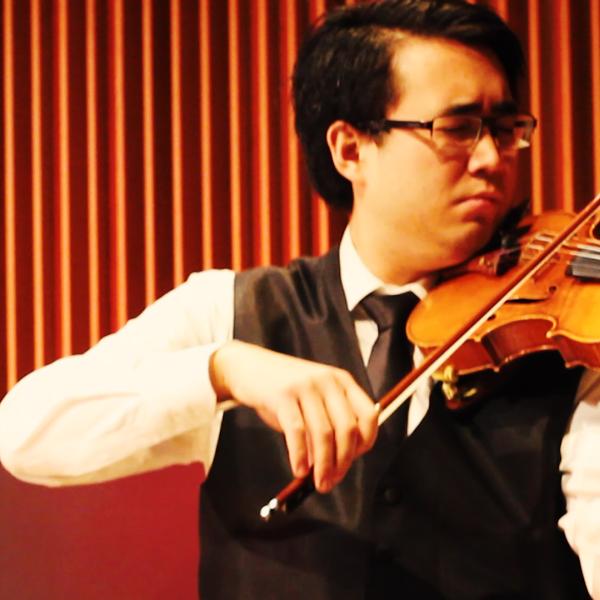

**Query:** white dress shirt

left=1, top=229, right=600, bottom=595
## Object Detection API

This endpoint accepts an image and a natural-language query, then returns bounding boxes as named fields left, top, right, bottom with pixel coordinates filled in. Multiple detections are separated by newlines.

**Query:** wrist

left=209, top=341, right=238, bottom=402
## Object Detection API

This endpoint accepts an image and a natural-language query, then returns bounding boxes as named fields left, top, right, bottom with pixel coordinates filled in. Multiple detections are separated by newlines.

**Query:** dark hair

left=292, top=0, right=525, bottom=211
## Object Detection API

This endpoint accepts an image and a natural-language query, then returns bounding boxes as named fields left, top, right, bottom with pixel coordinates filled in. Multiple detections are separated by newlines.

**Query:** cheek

left=369, top=139, right=464, bottom=222
left=506, top=161, right=519, bottom=195
left=410, top=163, right=463, bottom=213
left=388, top=165, right=458, bottom=228
left=381, top=145, right=445, bottom=196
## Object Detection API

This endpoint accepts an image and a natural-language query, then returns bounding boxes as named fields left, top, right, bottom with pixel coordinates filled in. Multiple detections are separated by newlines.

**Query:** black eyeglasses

left=362, top=114, right=537, bottom=153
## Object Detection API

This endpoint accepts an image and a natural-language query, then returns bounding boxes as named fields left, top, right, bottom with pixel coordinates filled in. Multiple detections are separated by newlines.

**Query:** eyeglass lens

left=431, top=115, right=534, bottom=151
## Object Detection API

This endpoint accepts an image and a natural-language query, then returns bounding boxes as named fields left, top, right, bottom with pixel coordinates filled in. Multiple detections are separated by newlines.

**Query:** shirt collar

left=339, top=228, right=432, bottom=311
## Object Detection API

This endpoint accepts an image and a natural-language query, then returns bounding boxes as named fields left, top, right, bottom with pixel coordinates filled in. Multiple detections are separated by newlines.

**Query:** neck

left=348, top=219, right=431, bottom=285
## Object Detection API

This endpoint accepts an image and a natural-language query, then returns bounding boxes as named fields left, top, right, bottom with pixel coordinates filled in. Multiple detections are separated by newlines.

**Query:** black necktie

left=361, top=292, right=419, bottom=399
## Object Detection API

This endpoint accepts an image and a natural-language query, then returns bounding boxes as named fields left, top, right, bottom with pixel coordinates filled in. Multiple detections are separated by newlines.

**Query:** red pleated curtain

left=0, top=1, right=599, bottom=598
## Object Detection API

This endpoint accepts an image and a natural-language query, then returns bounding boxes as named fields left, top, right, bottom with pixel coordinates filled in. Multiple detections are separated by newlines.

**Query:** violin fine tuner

left=433, top=365, right=478, bottom=410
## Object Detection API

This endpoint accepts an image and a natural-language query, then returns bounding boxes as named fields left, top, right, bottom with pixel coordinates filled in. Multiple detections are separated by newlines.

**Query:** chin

left=444, top=229, right=494, bottom=266
left=468, top=217, right=500, bottom=245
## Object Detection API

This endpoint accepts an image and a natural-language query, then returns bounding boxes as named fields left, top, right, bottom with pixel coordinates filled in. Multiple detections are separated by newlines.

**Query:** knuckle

left=338, top=438, right=355, bottom=461
left=310, top=369, right=336, bottom=389
left=362, top=413, right=378, bottom=432
left=333, top=367, right=354, bottom=385
left=314, top=424, right=334, bottom=446
left=288, top=423, right=306, bottom=441
left=338, top=420, right=359, bottom=441
left=284, top=414, right=306, bottom=437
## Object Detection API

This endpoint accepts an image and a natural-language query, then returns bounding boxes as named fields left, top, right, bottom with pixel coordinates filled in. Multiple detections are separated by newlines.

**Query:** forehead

left=388, top=36, right=513, bottom=117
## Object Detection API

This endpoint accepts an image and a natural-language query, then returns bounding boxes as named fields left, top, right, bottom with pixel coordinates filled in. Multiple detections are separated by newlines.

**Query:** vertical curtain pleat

left=555, top=1, right=575, bottom=211
left=30, top=0, right=44, bottom=366
left=141, top=0, right=155, bottom=305
left=1, top=0, right=600, bottom=397
left=109, top=0, right=127, bottom=329
left=591, top=0, right=600, bottom=194
left=227, top=0, right=243, bottom=270
left=56, top=0, right=71, bottom=356
left=252, top=1, right=272, bottom=265
left=170, top=0, right=184, bottom=285
left=310, top=0, right=332, bottom=255
left=3, top=0, right=16, bottom=388
left=526, top=0, right=543, bottom=213
left=281, top=0, right=302, bottom=263
left=198, top=0, right=214, bottom=269
left=85, top=0, right=101, bottom=345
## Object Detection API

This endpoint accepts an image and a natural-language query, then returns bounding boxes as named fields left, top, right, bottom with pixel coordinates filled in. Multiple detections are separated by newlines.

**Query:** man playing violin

left=1, top=0, right=599, bottom=598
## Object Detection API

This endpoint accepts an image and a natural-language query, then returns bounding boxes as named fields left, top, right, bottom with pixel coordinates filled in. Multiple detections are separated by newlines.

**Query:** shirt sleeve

left=0, top=269, right=235, bottom=487
left=559, top=367, right=600, bottom=598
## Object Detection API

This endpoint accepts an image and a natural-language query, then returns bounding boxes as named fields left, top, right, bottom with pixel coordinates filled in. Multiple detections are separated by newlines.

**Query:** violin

left=408, top=205, right=600, bottom=408
left=259, top=193, right=600, bottom=521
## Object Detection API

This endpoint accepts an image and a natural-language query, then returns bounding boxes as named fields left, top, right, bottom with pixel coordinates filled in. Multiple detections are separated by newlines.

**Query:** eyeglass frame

left=358, top=113, right=538, bottom=152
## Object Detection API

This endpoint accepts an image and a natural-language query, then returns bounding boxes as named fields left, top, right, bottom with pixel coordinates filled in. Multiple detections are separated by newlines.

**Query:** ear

left=326, top=120, right=368, bottom=183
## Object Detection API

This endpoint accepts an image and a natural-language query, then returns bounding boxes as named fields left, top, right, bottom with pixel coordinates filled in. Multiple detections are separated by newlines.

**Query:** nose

left=467, top=129, right=504, bottom=174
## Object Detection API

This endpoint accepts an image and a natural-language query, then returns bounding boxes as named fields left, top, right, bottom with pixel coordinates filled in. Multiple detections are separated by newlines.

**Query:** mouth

left=455, top=191, right=504, bottom=221
left=458, top=190, right=503, bottom=204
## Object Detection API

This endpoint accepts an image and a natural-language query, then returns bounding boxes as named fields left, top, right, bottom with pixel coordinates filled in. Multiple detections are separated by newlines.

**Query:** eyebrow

left=440, top=100, right=519, bottom=116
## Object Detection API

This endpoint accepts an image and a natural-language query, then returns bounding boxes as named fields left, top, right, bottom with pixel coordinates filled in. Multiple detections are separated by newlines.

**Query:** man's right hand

left=209, top=340, right=378, bottom=493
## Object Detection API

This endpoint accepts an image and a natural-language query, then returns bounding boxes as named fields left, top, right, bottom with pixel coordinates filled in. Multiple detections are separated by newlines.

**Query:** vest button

left=382, top=487, right=401, bottom=504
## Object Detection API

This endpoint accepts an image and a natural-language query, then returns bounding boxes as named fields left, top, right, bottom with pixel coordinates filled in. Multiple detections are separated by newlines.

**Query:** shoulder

left=233, top=249, right=342, bottom=331
left=235, top=249, right=340, bottom=295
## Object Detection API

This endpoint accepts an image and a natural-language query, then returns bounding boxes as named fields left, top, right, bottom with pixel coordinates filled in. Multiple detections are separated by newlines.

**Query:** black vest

left=199, top=249, right=589, bottom=600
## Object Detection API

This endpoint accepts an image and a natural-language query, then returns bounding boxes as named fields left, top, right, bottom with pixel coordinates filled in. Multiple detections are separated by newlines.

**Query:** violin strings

left=526, top=232, right=600, bottom=263
left=535, top=232, right=600, bottom=254
left=493, top=240, right=600, bottom=263
left=527, top=242, right=600, bottom=262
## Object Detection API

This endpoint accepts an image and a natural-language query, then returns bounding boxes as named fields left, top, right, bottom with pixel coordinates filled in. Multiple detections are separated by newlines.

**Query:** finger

left=320, top=379, right=360, bottom=484
left=298, top=385, right=336, bottom=493
left=336, top=371, right=379, bottom=455
left=275, top=395, right=310, bottom=478
left=255, top=407, right=283, bottom=432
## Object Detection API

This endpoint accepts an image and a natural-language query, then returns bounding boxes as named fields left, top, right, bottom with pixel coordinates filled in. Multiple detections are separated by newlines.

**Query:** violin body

left=407, top=211, right=600, bottom=374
